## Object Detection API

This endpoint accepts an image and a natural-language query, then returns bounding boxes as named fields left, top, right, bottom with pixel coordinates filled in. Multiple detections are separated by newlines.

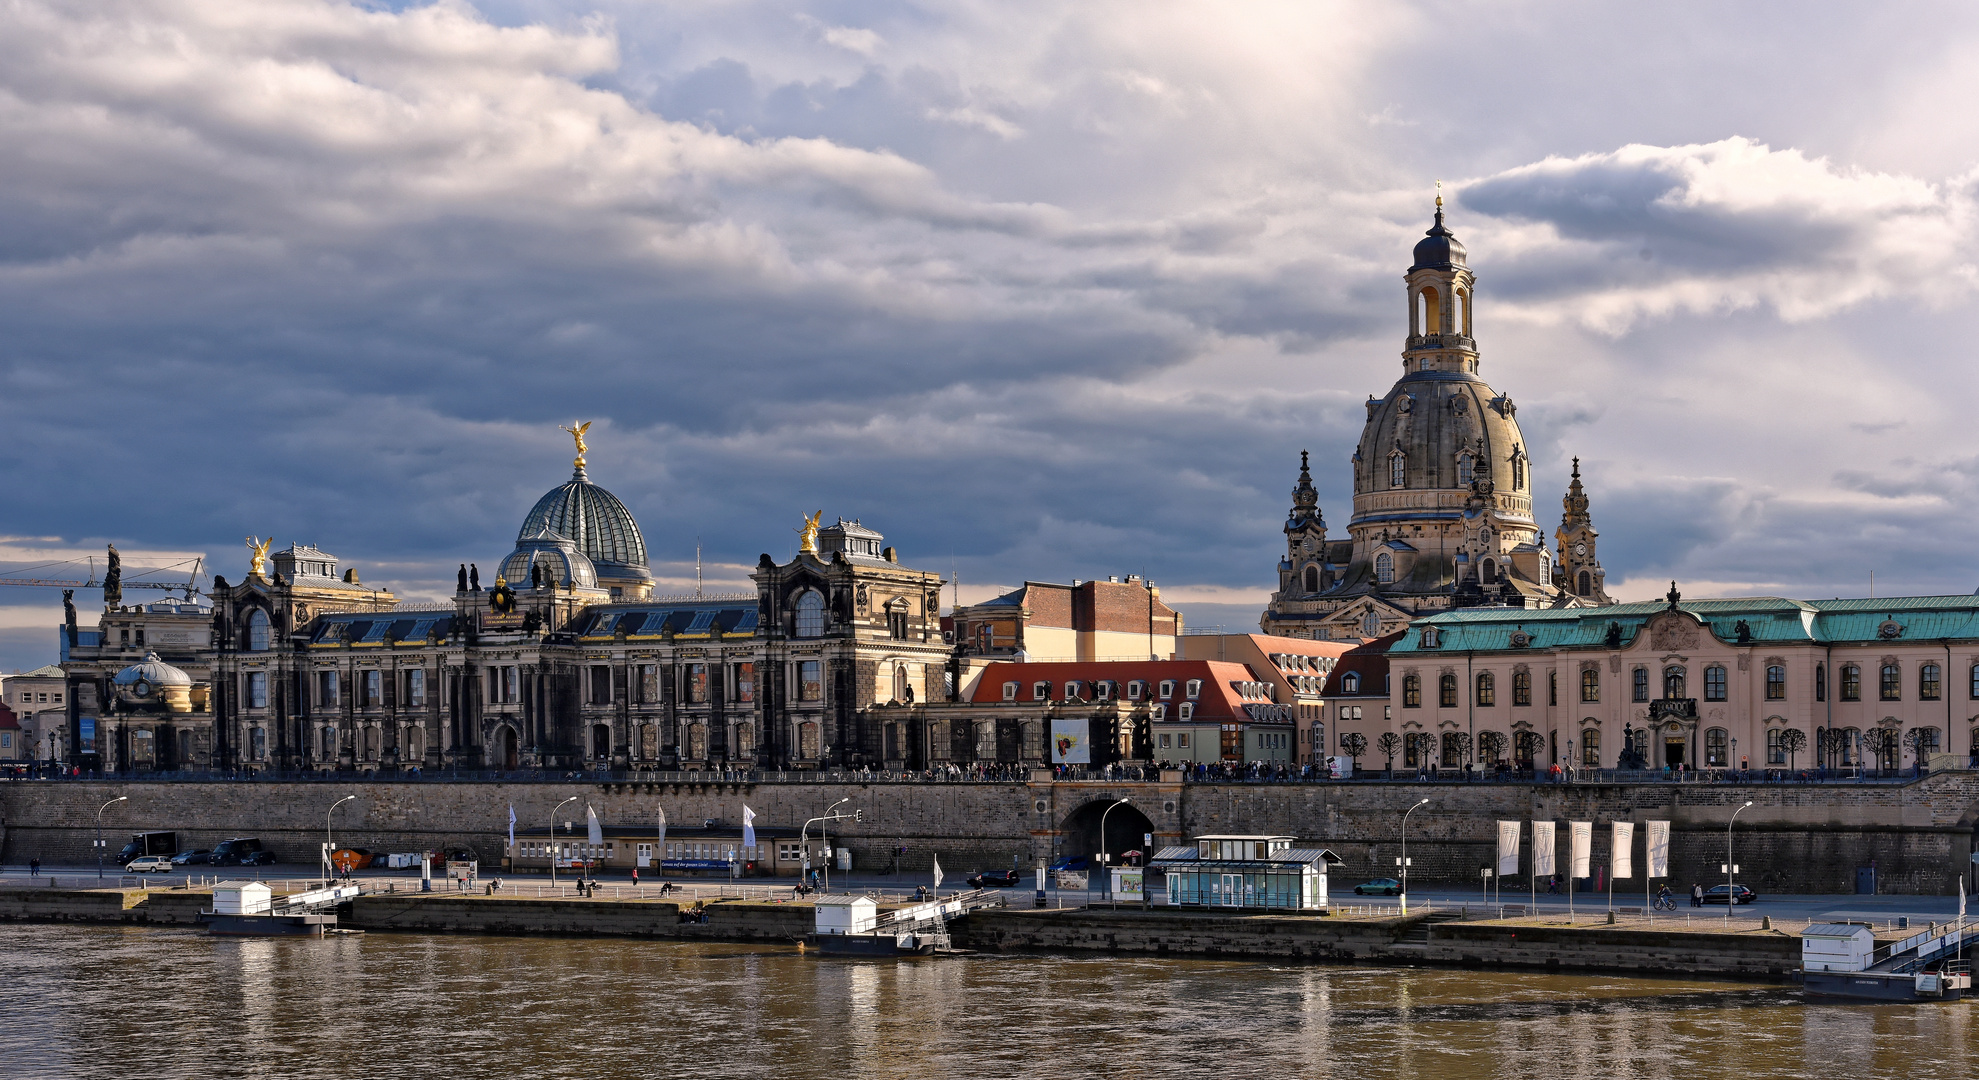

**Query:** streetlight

left=802, top=797, right=851, bottom=892
left=1099, top=798, right=1131, bottom=898
left=551, top=795, right=579, bottom=888
left=1726, top=800, right=1753, bottom=920
left=326, top=794, right=356, bottom=882
left=1399, top=798, right=1429, bottom=914
left=96, top=796, right=127, bottom=879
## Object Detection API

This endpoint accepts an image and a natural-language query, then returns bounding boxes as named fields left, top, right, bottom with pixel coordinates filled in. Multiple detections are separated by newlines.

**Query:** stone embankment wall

left=2, top=773, right=1975, bottom=893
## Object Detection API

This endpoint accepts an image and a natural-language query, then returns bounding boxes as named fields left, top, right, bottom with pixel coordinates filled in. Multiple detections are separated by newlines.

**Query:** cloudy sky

left=5, top=0, right=1979, bottom=671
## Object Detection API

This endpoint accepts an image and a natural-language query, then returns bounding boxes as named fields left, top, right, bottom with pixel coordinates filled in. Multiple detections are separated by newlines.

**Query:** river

left=0, top=925, right=1971, bottom=1078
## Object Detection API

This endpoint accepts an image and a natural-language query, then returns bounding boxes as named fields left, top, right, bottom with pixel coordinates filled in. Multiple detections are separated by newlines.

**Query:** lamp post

left=325, top=794, right=355, bottom=882
left=1726, top=800, right=1753, bottom=919
left=1099, top=798, right=1131, bottom=898
left=95, top=795, right=127, bottom=879
left=550, top=795, right=578, bottom=888
left=1400, top=798, right=1429, bottom=914
left=802, top=797, right=851, bottom=892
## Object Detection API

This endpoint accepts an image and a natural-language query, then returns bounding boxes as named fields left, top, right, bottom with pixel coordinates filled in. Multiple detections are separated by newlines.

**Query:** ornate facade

left=1262, top=202, right=1613, bottom=641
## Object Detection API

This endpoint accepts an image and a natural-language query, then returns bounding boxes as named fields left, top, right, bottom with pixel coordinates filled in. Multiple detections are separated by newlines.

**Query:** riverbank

left=0, top=882, right=1821, bottom=980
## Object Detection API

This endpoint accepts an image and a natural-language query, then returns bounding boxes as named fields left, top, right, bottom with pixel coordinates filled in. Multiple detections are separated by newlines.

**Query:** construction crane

left=0, top=550, right=207, bottom=603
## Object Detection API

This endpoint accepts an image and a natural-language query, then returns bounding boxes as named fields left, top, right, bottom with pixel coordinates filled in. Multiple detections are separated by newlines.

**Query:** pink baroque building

left=1328, top=583, right=1979, bottom=777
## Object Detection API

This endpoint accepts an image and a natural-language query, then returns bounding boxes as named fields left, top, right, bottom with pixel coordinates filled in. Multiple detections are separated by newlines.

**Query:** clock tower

left=1555, top=457, right=1612, bottom=602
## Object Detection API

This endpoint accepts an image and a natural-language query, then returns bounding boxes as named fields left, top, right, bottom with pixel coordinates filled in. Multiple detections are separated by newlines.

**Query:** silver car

left=124, top=856, right=173, bottom=874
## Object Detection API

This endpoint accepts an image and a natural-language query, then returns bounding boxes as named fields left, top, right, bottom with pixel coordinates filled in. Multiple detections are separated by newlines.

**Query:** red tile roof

left=968, top=659, right=1274, bottom=722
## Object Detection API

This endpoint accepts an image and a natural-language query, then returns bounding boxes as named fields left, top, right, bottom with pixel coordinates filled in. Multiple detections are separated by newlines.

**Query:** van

left=210, top=837, right=273, bottom=866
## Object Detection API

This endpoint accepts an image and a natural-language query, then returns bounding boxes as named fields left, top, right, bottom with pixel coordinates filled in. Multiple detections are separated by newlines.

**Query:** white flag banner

left=932, top=854, right=944, bottom=890
left=1569, top=821, right=1592, bottom=879
left=1496, top=821, right=1521, bottom=876
left=1646, top=820, right=1670, bottom=878
left=586, top=805, right=604, bottom=847
left=1962, top=877, right=1968, bottom=921
left=743, top=805, right=757, bottom=852
left=1532, top=820, right=1556, bottom=877
left=657, top=805, right=668, bottom=856
left=508, top=805, right=517, bottom=849
left=1611, top=821, right=1634, bottom=880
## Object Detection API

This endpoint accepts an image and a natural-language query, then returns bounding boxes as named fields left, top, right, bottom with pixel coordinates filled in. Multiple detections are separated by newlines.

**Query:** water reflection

left=0, top=926, right=1972, bottom=1080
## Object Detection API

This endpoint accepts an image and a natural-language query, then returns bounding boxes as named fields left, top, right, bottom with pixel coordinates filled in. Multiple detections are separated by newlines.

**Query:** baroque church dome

left=517, top=463, right=651, bottom=586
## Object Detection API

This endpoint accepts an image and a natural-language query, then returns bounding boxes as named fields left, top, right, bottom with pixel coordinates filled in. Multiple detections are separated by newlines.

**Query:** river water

left=1, top=925, right=1973, bottom=1079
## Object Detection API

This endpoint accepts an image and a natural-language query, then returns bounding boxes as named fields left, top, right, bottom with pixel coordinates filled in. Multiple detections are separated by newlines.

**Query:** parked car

left=124, top=856, right=174, bottom=874
left=241, top=851, right=277, bottom=867
left=968, top=870, right=1022, bottom=888
left=1353, top=878, right=1403, bottom=896
left=1703, top=884, right=1757, bottom=904
left=170, top=850, right=212, bottom=866
left=210, top=837, right=267, bottom=866
left=1047, top=856, right=1091, bottom=873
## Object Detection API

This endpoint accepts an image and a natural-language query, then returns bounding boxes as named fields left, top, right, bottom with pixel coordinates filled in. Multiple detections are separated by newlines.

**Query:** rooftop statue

left=560, top=420, right=592, bottom=469
left=245, top=536, right=273, bottom=578
left=798, top=511, right=823, bottom=555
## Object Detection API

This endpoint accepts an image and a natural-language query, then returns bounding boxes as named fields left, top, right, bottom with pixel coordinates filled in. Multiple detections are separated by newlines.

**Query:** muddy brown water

left=0, top=924, right=1971, bottom=1078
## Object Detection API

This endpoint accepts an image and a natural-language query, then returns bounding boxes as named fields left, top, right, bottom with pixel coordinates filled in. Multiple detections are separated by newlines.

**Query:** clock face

left=1572, top=542, right=1588, bottom=557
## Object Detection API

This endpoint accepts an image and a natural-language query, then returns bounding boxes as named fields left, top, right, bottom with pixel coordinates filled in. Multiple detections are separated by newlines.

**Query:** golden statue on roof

left=560, top=421, right=592, bottom=469
left=798, top=511, right=823, bottom=555
left=245, top=536, right=273, bottom=579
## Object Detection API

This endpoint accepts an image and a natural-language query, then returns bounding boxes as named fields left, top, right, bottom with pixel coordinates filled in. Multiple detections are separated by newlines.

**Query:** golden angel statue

left=245, top=536, right=274, bottom=578
left=559, top=421, right=592, bottom=468
left=797, top=511, right=823, bottom=554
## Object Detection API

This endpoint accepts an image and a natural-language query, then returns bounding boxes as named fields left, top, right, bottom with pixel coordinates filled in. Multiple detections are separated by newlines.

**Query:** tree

left=1904, top=727, right=1936, bottom=775
left=1340, top=731, right=1368, bottom=766
left=1376, top=732, right=1401, bottom=776
left=1408, top=731, right=1437, bottom=771
left=1515, top=730, right=1544, bottom=769
left=1865, top=727, right=1899, bottom=773
left=1778, top=727, right=1806, bottom=772
left=1447, top=731, right=1474, bottom=769
left=1477, top=730, right=1506, bottom=766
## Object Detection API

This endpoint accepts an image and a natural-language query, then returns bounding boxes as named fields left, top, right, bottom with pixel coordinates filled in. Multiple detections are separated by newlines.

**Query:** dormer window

left=1341, top=672, right=1360, bottom=694
left=1033, top=681, right=1050, bottom=701
left=1065, top=681, right=1082, bottom=700
left=1126, top=680, right=1144, bottom=700
left=1184, top=679, right=1202, bottom=699
left=1375, top=552, right=1394, bottom=585
left=1158, top=680, right=1175, bottom=699
left=1096, top=681, right=1114, bottom=700
left=1179, top=702, right=1194, bottom=720
left=1002, top=681, right=1018, bottom=701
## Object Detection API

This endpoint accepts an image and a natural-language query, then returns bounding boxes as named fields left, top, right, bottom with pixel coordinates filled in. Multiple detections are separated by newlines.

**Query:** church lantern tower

left=1279, top=451, right=1330, bottom=596
left=1555, top=457, right=1613, bottom=602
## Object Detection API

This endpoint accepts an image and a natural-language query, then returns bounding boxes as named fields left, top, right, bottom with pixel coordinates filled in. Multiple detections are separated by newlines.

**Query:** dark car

left=1703, top=884, right=1757, bottom=904
left=1353, top=878, right=1403, bottom=896
left=968, top=870, right=1022, bottom=888
left=1047, top=856, right=1090, bottom=873
left=210, top=837, right=266, bottom=867
left=170, top=850, right=213, bottom=866
left=241, top=851, right=277, bottom=866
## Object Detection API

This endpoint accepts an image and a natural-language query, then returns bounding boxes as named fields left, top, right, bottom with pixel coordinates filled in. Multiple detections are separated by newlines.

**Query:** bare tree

left=1515, top=730, right=1544, bottom=769
left=1478, top=730, right=1506, bottom=766
left=1448, top=731, right=1474, bottom=769
left=1376, top=731, right=1401, bottom=776
left=1865, top=727, right=1899, bottom=773
left=1340, top=731, right=1368, bottom=767
left=1904, top=727, right=1936, bottom=775
left=1778, top=727, right=1806, bottom=772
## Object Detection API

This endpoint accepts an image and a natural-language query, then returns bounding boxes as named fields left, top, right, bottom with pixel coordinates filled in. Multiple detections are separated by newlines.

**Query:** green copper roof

left=1390, top=595, right=1979, bottom=655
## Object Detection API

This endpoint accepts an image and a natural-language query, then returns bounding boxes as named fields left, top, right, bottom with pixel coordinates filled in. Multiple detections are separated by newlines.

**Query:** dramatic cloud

left=7, top=0, right=1979, bottom=670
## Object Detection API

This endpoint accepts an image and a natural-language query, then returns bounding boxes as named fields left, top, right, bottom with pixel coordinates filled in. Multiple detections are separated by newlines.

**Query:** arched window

left=1456, top=452, right=1475, bottom=486
left=1580, top=668, right=1600, bottom=703
left=1765, top=665, right=1786, bottom=700
left=1375, top=552, right=1394, bottom=584
left=1921, top=663, right=1942, bottom=701
left=1705, top=665, right=1727, bottom=701
left=1480, top=559, right=1497, bottom=584
left=1389, top=453, right=1407, bottom=489
left=1438, top=673, right=1458, bottom=708
left=1576, top=570, right=1592, bottom=596
left=246, top=609, right=271, bottom=652
left=1512, top=670, right=1532, bottom=706
left=794, top=591, right=825, bottom=638
left=1880, top=663, right=1902, bottom=701
left=1705, top=727, right=1728, bottom=767
left=1632, top=667, right=1649, bottom=703
left=1421, top=286, right=1441, bottom=334
left=1303, top=566, right=1319, bottom=592
left=1663, top=666, right=1686, bottom=699
left=1457, top=287, right=1472, bottom=335
left=1476, top=672, right=1495, bottom=707
left=1403, top=673, right=1422, bottom=708
left=893, top=666, right=909, bottom=702
left=1841, top=664, right=1861, bottom=701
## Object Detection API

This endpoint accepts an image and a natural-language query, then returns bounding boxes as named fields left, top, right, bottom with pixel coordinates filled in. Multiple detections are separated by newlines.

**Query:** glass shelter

left=1150, top=834, right=1340, bottom=911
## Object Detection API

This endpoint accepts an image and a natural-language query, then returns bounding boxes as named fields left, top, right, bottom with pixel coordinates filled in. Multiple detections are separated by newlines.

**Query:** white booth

left=812, top=895, right=878, bottom=935
left=1801, top=923, right=1875, bottom=972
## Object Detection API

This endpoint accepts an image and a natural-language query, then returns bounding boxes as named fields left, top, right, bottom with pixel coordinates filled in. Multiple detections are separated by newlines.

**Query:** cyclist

left=1655, top=885, right=1676, bottom=910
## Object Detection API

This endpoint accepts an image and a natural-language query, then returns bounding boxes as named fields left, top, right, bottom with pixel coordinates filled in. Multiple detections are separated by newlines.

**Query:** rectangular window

left=319, top=671, right=340, bottom=707
left=1767, top=728, right=1784, bottom=765
left=1512, top=671, right=1531, bottom=707
left=1177, top=732, right=1189, bottom=748
left=1921, top=664, right=1942, bottom=701
left=687, top=664, right=709, bottom=704
left=248, top=672, right=268, bottom=709
left=1880, top=664, right=1901, bottom=701
left=1003, top=682, right=1018, bottom=701
left=1705, top=666, right=1726, bottom=701
left=250, top=727, right=267, bottom=761
left=1765, top=665, right=1787, bottom=700
left=408, top=669, right=426, bottom=708
left=322, top=727, right=337, bottom=757
left=1158, top=680, right=1175, bottom=699
left=1548, top=672, right=1557, bottom=707
left=1814, top=664, right=1826, bottom=704
left=1632, top=668, right=1649, bottom=703
left=1185, top=680, right=1202, bottom=699
left=505, top=667, right=519, bottom=704
left=1580, top=669, right=1599, bottom=704
left=590, top=666, right=613, bottom=705
left=1035, top=681, right=1051, bottom=701
left=799, top=660, right=822, bottom=702
left=734, top=663, right=754, bottom=703
left=1842, top=665, right=1861, bottom=701
left=363, top=669, right=381, bottom=707
left=1159, top=733, right=1171, bottom=749
left=637, top=664, right=659, bottom=704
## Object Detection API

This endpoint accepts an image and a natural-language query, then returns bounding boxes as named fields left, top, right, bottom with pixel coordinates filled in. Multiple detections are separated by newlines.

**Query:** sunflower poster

left=1049, top=719, right=1090, bottom=764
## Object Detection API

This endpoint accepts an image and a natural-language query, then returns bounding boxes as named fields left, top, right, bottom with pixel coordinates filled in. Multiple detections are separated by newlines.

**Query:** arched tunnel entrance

left=1061, top=799, right=1156, bottom=867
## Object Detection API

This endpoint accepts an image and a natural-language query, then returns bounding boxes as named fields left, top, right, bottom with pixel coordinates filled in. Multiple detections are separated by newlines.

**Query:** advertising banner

left=78, top=717, right=96, bottom=754
left=1646, top=820, right=1671, bottom=878
left=1611, top=821, right=1634, bottom=879
left=1532, top=820, right=1556, bottom=877
left=1569, top=821, right=1592, bottom=879
left=1327, top=756, right=1353, bottom=779
left=1496, top=821, right=1521, bottom=877
left=1112, top=868, right=1144, bottom=900
left=1049, top=719, right=1091, bottom=764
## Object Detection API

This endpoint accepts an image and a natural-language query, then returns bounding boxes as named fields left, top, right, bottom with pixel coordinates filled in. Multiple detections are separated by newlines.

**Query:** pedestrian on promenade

left=1691, top=883, right=1703, bottom=907
left=630, top=867, right=638, bottom=885
left=29, top=858, right=38, bottom=877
